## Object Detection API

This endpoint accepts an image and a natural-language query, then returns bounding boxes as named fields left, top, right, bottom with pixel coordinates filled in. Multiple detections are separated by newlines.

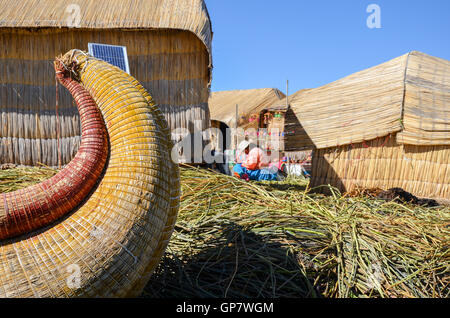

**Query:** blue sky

left=204, top=0, right=450, bottom=94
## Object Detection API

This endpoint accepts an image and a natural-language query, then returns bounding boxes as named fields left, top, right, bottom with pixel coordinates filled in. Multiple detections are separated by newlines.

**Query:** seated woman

left=233, top=140, right=251, bottom=181
left=233, top=141, right=278, bottom=181
left=269, top=156, right=288, bottom=180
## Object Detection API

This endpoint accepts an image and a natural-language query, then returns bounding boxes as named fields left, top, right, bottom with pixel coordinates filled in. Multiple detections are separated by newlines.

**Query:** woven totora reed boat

left=0, top=49, right=180, bottom=297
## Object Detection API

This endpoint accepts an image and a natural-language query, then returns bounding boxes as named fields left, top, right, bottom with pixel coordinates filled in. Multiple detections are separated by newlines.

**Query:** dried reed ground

left=0, top=166, right=448, bottom=298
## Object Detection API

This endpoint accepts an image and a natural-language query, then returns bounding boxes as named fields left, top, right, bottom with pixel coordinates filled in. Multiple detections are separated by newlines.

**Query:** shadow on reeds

left=257, top=182, right=308, bottom=193
left=143, top=222, right=323, bottom=298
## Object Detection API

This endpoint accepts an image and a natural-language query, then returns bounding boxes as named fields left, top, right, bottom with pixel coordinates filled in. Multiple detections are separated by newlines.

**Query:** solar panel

left=88, top=43, right=130, bottom=74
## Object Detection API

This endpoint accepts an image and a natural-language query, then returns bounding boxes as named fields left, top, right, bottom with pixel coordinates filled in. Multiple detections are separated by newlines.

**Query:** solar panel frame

left=88, top=43, right=131, bottom=74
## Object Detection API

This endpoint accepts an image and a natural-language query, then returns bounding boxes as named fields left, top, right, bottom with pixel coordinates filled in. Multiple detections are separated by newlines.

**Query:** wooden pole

left=56, top=76, right=62, bottom=169
left=235, top=104, right=238, bottom=150
left=286, top=80, right=289, bottom=172
left=286, top=79, right=289, bottom=109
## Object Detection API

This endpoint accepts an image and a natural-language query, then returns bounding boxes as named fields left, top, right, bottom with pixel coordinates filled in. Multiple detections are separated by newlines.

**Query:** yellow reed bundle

left=0, top=49, right=179, bottom=297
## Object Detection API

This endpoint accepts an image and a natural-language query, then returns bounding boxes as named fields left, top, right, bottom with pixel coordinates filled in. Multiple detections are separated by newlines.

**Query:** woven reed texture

left=310, top=134, right=449, bottom=200
left=208, top=88, right=286, bottom=129
left=0, top=62, right=108, bottom=240
left=0, top=50, right=180, bottom=297
left=0, top=29, right=210, bottom=166
left=257, top=89, right=312, bottom=152
left=397, top=51, right=450, bottom=145
left=285, top=51, right=449, bottom=152
left=285, top=54, right=408, bottom=151
left=0, top=0, right=212, bottom=167
left=265, top=89, right=311, bottom=112
left=0, top=0, right=212, bottom=65
left=289, top=51, right=449, bottom=201
left=283, top=107, right=311, bottom=151
left=266, top=112, right=286, bottom=151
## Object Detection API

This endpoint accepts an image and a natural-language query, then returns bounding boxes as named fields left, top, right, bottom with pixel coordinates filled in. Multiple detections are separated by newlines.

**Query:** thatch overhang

left=286, top=51, right=449, bottom=151
left=208, top=88, right=286, bottom=129
left=264, top=89, right=310, bottom=113
left=0, top=0, right=213, bottom=78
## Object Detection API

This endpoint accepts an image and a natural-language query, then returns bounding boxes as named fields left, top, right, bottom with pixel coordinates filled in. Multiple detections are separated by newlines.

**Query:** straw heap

left=0, top=166, right=58, bottom=193
left=1, top=166, right=448, bottom=298
left=144, top=166, right=449, bottom=298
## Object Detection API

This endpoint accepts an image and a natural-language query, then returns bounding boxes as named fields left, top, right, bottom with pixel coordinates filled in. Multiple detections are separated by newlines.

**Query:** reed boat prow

left=0, top=49, right=180, bottom=298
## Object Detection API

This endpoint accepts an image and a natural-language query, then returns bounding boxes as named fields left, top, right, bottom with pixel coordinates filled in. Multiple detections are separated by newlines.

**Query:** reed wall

left=209, top=88, right=285, bottom=129
left=266, top=112, right=286, bottom=152
left=311, top=134, right=449, bottom=200
left=0, top=28, right=210, bottom=166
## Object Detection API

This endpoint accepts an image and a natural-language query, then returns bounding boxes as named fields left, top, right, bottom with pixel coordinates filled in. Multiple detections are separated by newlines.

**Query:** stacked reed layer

left=0, top=49, right=180, bottom=297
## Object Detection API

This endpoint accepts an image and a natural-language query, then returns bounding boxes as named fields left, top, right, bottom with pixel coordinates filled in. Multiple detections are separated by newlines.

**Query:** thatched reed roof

left=0, top=0, right=213, bottom=167
left=397, top=52, right=449, bottom=145
left=209, top=88, right=286, bottom=128
left=286, top=51, right=450, bottom=150
left=0, top=0, right=212, bottom=70
left=265, top=89, right=311, bottom=112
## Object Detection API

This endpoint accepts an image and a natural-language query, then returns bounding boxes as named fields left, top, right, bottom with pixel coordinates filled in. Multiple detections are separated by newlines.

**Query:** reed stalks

left=1, top=165, right=448, bottom=298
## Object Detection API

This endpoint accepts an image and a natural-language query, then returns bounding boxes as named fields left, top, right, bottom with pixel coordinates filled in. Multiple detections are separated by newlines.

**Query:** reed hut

left=259, top=105, right=287, bottom=151
left=208, top=88, right=285, bottom=151
left=261, top=89, right=311, bottom=153
left=0, top=0, right=212, bottom=167
left=285, top=51, right=449, bottom=201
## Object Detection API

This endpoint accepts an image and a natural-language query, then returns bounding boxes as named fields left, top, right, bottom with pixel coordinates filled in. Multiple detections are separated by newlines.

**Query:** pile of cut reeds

left=144, top=165, right=449, bottom=298
left=0, top=165, right=57, bottom=193
left=0, top=165, right=448, bottom=298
